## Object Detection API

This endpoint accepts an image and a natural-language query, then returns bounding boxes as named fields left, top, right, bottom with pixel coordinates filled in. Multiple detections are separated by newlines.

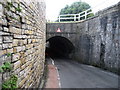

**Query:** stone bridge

left=46, top=23, right=77, bottom=57
left=46, top=2, right=120, bottom=73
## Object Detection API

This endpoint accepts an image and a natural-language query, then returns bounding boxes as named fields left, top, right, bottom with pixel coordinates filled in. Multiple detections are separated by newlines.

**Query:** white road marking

left=56, top=67, right=61, bottom=88
left=50, top=57, right=55, bottom=65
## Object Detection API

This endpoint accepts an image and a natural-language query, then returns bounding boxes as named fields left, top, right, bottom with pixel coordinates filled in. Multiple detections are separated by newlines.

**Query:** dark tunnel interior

left=45, top=36, right=74, bottom=58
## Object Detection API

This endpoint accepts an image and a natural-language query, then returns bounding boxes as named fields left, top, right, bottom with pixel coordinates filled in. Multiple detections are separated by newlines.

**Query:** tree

left=60, top=2, right=91, bottom=14
left=58, top=1, right=94, bottom=22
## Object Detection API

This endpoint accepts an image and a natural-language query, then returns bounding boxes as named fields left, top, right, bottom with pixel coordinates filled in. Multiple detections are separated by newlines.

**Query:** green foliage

left=5, top=2, right=13, bottom=11
left=60, top=1, right=91, bottom=15
left=5, top=2, right=22, bottom=12
left=0, top=53, right=18, bottom=89
left=0, top=67, right=4, bottom=73
left=9, top=2, right=13, bottom=7
left=6, top=5, right=11, bottom=11
left=16, top=4, right=22, bottom=12
left=16, top=7, right=22, bottom=12
left=7, top=53, right=12, bottom=57
left=7, top=2, right=13, bottom=7
left=58, top=1, right=94, bottom=22
left=0, top=62, right=12, bottom=73
left=0, top=53, right=12, bottom=73
left=2, top=75, right=18, bottom=89
left=3, top=62, right=12, bottom=71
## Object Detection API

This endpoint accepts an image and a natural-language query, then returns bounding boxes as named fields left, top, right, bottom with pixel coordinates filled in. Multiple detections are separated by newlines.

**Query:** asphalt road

left=53, top=58, right=119, bottom=88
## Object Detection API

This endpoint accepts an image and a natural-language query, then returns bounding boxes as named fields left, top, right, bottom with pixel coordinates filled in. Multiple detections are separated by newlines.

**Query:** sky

left=45, top=0, right=120, bottom=21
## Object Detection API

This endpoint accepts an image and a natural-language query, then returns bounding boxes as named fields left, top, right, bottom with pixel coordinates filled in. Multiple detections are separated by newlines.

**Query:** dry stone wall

left=0, top=0, right=46, bottom=88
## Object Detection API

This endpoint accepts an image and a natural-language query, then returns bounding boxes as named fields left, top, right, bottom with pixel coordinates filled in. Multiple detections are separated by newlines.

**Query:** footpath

left=45, top=58, right=60, bottom=88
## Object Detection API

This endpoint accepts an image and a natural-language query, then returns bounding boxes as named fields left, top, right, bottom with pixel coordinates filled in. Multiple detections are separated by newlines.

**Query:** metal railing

left=58, top=8, right=93, bottom=22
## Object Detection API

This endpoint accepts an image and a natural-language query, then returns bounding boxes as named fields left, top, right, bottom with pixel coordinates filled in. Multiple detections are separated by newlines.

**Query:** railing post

left=58, top=16, right=60, bottom=22
left=84, top=11, right=87, bottom=20
left=74, top=15, right=76, bottom=21
left=78, top=14, right=80, bottom=21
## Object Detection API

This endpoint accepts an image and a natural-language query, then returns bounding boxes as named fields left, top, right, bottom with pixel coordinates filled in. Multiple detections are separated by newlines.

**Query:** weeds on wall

left=0, top=53, right=18, bottom=89
left=16, top=4, right=22, bottom=12
left=2, top=74, right=18, bottom=89
left=0, top=62, right=12, bottom=73
left=5, top=2, right=22, bottom=12
left=5, top=2, right=12, bottom=11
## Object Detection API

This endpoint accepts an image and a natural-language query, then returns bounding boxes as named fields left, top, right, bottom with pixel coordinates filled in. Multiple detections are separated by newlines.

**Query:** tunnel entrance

left=46, top=36, right=74, bottom=58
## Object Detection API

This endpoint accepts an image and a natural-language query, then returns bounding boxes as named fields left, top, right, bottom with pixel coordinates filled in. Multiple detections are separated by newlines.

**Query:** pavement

left=45, top=58, right=60, bottom=88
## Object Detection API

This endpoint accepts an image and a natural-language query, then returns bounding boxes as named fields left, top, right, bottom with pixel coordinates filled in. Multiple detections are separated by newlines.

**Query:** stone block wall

left=74, top=2, right=120, bottom=73
left=0, top=0, right=46, bottom=88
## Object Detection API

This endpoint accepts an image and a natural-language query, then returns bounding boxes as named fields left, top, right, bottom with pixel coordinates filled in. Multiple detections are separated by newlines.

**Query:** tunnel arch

left=46, top=36, right=75, bottom=58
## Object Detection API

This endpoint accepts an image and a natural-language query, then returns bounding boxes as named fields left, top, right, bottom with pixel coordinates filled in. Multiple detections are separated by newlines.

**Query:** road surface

left=52, top=58, right=119, bottom=88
